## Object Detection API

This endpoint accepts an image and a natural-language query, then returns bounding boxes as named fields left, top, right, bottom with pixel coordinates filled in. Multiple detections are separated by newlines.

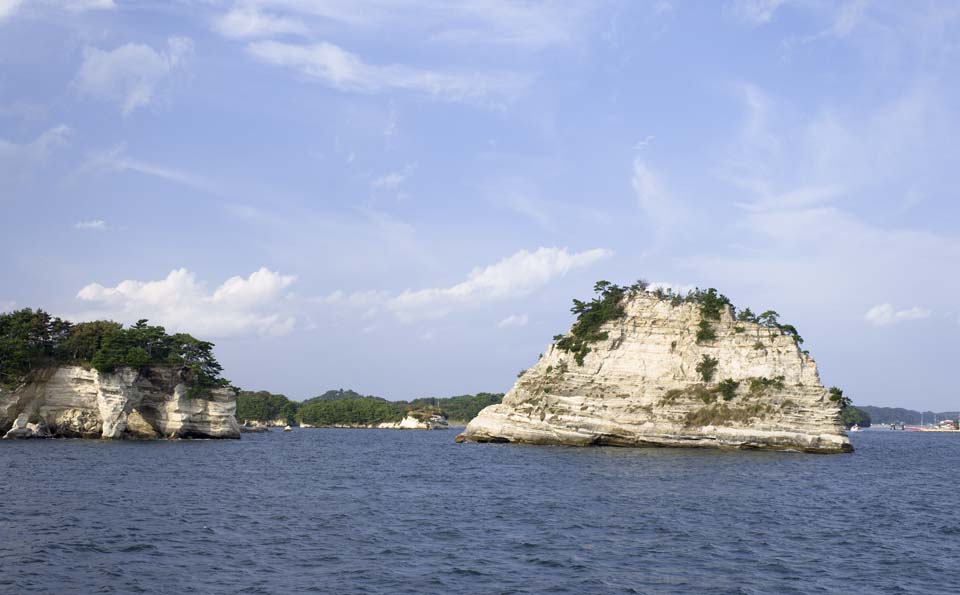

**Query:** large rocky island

left=0, top=309, right=239, bottom=439
left=458, top=282, right=852, bottom=453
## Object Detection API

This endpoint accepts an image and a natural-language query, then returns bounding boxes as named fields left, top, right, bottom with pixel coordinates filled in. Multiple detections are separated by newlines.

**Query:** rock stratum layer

left=0, top=366, right=240, bottom=439
left=459, top=292, right=851, bottom=453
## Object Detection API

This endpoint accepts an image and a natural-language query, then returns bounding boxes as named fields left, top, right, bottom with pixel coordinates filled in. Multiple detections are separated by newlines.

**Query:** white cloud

left=389, top=246, right=612, bottom=321
left=0, top=0, right=22, bottom=20
left=73, top=37, right=193, bottom=115
left=74, top=219, right=106, bottom=230
left=865, top=303, right=931, bottom=326
left=247, top=40, right=527, bottom=103
left=728, top=0, right=787, bottom=24
left=497, top=313, right=528, bottom=328
left=214, top=5, right=307, bottom=38
left=74, top=267, right=297, bottom=337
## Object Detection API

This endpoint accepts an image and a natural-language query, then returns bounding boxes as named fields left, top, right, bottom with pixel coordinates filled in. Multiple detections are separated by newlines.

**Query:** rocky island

left=1, top=366, right=239, bottom=439
left=0, top=309, right=239, bottom=439
left=458, top=281, right=852, bottom=453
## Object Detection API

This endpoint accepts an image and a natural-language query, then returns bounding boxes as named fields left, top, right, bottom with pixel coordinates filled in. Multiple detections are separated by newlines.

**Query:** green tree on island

left=0, top=308, right=228, bottom=395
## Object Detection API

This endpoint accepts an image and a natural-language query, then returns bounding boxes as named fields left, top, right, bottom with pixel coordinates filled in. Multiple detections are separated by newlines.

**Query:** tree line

left=235, top=389, right=504, bottom=426
left=0, top=308, right=228, bottom=394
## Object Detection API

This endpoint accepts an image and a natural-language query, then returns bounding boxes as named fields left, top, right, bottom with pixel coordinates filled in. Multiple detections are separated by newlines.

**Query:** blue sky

left=2, top=0, right=959, bottom=408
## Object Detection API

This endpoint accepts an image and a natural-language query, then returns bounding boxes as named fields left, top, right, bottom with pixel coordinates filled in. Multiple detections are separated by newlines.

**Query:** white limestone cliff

left=458, top=292, right=851, bottom=453
left=0, top=366, right=240, bottom=439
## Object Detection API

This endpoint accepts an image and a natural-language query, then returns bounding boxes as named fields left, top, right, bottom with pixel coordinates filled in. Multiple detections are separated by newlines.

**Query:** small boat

left=849, top=424, right=861, bottom=432
left=283, top=425, right=292, bottom=432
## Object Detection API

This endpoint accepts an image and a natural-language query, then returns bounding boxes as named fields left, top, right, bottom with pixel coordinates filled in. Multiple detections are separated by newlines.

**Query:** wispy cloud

left=57, top=0, right=115, bottom=10
left=0, top=0, right=23, bottom=20
left=247, top=40, right=527, bottom=104
left=632, top=157, right=686, bottom=230
left=76, top=144, right=215, bottom=193
left=0, top=125, right=71, bottom=187
left=497, top=313, right=528, bottom=328
left=73, top=37, right=193, bottom=115
left=75, top=267, right=297, bottom=337
left=865, top=303, right=931, bottom=326
left=216, top=0, right=595, bottom=48
left=727, top=0, right=787, bottom=24
left=371, top=164, right=414, bottom=190
left=1, top=0, right=115, bottom=20
left=389, top=246, right=612, bottom=321
left=214, top=4, right=307, bottom=38
left=74, top=219, right=107, bottom=230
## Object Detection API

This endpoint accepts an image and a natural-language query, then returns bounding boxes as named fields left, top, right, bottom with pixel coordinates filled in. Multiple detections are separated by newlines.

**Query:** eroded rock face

left=0, top=366, right=239, bottom=440
left=458, top=293, right=851, bottom=453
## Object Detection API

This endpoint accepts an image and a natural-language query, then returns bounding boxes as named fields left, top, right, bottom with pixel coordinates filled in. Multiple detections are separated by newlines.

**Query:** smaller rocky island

left=0, top=309, right=239, bottom=439
left=458, top=281, right=852, bottom=453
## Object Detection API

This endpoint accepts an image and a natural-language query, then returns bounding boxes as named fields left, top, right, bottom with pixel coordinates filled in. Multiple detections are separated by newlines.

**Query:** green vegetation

left=645, top=285, right=805, bottom=347
left=234, top=389, right=504, bottom=427
left=684, top=402, right=775, bottom=427
left=554, top=281, right=627, bottom=365
left=841, top=406, right=872, bottom=429
left=552, top=279, right=809, bottom=367
left=668, top=287, right=733, bottom=344
left=828, top=386, right=851, bottom=408
left=696, top=355, right=719, bottom=383
left=857, top=406, right=960, bottom=426
left=717, top=378, right=740, bottom=401
left=827, top=386, right=872, bottom=429
left=661, top=385, right=718, bottom=405
left=236, top=391, right=299, bottom=424
left=0, top=308, right=228, bottom=394
left=296, top=396, right=402, bottom=426
left=696, top=319, right=717, bottom=343
left=307, top=388, right=375, bottom=401
left=749, top=376, right=785, bottom=394
left=408, top=392, right=503, bottom=424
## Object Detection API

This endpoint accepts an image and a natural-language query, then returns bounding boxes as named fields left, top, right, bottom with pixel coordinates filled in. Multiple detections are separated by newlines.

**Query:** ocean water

left=1, top=429, right=957, bottom=594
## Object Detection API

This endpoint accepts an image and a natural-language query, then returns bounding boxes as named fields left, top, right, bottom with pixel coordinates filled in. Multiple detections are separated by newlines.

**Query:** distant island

left=459, top=281, right=853, bottom=453
left=236, top=388, right=503, bottom=429
left=0, top=308, right=238, bottom=439
left=856, top=406, right=958, bottom=427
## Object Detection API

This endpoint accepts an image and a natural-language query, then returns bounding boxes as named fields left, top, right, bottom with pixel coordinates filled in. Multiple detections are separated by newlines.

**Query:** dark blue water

left=1, top=430, right=957, bottom=594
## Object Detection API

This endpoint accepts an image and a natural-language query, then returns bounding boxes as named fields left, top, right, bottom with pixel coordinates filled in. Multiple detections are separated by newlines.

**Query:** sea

left=1, top=429, right=957, bottom=594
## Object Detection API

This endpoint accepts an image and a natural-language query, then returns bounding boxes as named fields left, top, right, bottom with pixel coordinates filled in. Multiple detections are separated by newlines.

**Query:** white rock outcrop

left=458, top=292, right=851, bottom=453
left=378, top=414, right=450, bottom=430
left=0, top=366, right=240, bottom=439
